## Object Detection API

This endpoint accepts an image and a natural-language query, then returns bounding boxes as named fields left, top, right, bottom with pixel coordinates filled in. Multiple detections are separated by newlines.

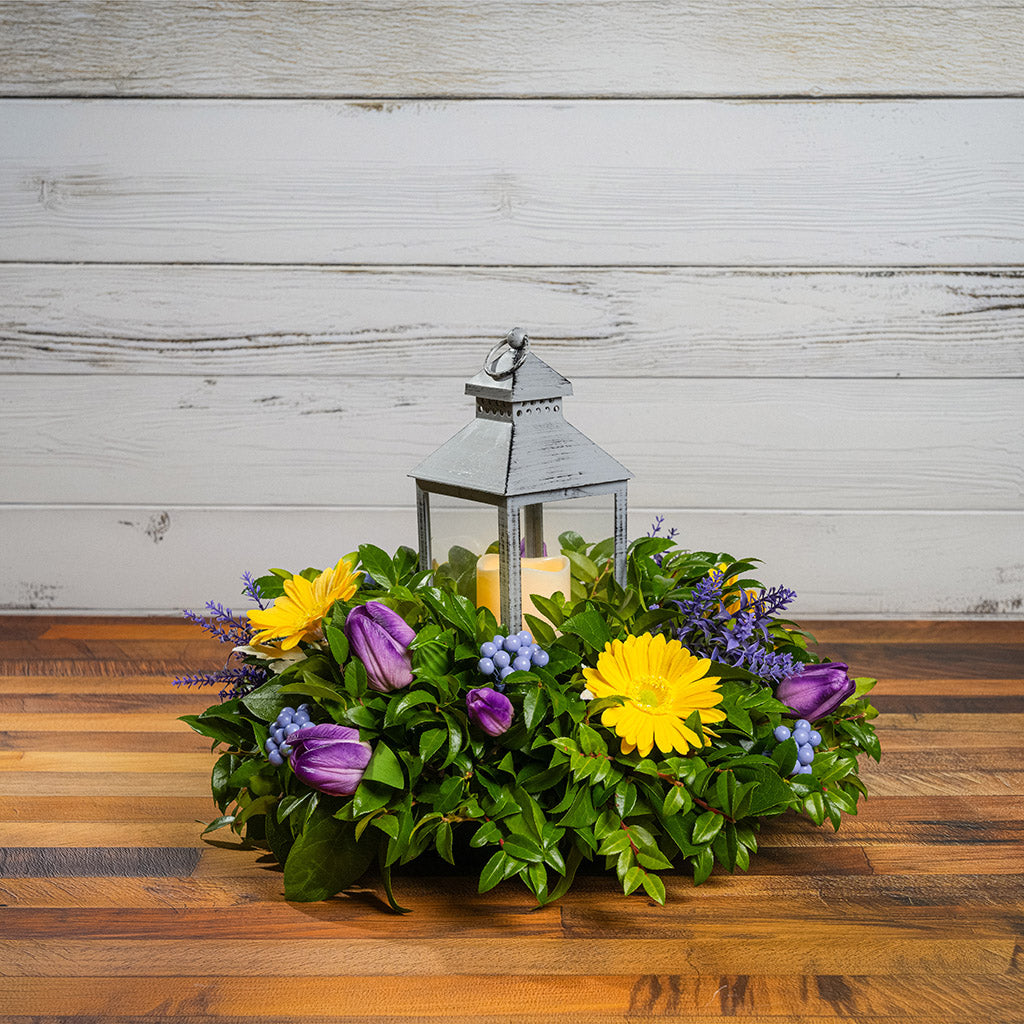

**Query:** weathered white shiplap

left=3, top=375, right=1021, bottom=510
left=0, top=3, right=1021, bottom=617
left=2, top=506, right=1020, bottom=618
left=2, top=1, right=1022, bottom=98
left=2, top=264, right=1023, bottom=379
left=3, top=100, right=1024, bottom=265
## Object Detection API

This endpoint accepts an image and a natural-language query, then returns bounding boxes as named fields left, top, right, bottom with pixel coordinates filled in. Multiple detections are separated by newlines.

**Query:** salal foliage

left=182, top=535, right=880, bottom=911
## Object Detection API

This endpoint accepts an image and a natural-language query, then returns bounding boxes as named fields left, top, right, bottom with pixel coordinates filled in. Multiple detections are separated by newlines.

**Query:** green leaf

left=526, top=860, right=549, bottom=902
left=555, top=786, right=596, bottom=829
left=344, top=659, right=369, bottom=700
left=708, top=660, right=759, bottom=683
left=226, top=757, right=263, bottom=789
left=323, top=622, right=349, bottom=665
left=479, top=850, right=512, bottom=893
left=522, top=687, right=548, bottom=732
left=201, top=814, right=235, bottom=835
left=692, top=846, right=714, bottom=885
left=577, top=723, right=608, bottom=756
left=418, top=727, right=447, bottom=762
left=235, top=794, right=276, bottom=826
left=283, top=817, right=375, bottom=902
left=351, top=779, right=393, bottom=817
left=561, top=608, right=613, bottom=651
left=545, top=846, right=585, bottom=905
left=636, top=848, right=673, bottom=871
left=501, top=833, right=545, bottom=863
left=470, top=820, right=501, bottom=848
left=358, top=544, right=397, bottom=589
left=613, top=779, right=637, bottom=818
left=421, top=588, right=478, bottom=639
left=363, top=742, right=405, bottom=789
left=663, top=784, right=691, bottom=817
left=692, top=810, right=723, bottom=845
left=771, top=737, right=798, bottom=775
left=744, top=769, right=791, bottom=816
left=441, top=713, right=465, bottom=768
left=279, top=675, right=345, bottom=704
left=378, top=850, right=411, bottom=914
left=854, top=676, right=877, bottom=697
left=623, top=865, right=645, bottom=895
left=265, top=807, right=295, bottom=865
left=523, top=613, right=557, bottom=648
left=385, top=689, right=436, bottom=727
left=724, top=703, right=753, bottom=736
left=802, top=791, right=827, bottom=826
left=598, top=830, right=631, bottom=856
left=529, top=594, right=565, bottom=628
left=513, top=788, right=547, bottom=843
left=641, top=871, right=667, bottom=905
left=558, top=530, right=588, bottom=553
left=565, top=550, right=599, bottom=581
left=277, top=793, right=310, bottom=822
left=435, top=821, right=455, bottom=864
left=339, top=704, right=378, bottom=731
left=178, top=713, right=245, bottom=746
left=715, top=771, right=738, bottom=817
left=241, top=680, right=287, bottom=722
left=826, top=785, right=860, bottom=815
left=211, top=752, right=239, bottom=811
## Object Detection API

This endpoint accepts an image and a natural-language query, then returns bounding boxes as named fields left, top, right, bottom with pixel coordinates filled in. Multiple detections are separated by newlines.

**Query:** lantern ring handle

left=484, top=327, right=529, bottom=380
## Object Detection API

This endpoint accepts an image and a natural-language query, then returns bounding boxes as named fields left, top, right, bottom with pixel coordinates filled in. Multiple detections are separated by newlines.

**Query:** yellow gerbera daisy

left=247, top=557, right=360, bottom=650
left=582, top=633, right=726, bottom=757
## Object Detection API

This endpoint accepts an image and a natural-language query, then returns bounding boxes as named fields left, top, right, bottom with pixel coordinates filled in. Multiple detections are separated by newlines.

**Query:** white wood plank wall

left=0, top=1, right=1021, bottom=618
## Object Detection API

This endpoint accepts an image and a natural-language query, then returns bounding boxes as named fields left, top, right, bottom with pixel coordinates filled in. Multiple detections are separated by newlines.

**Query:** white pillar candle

left=475, top=553, right=571, bottom=630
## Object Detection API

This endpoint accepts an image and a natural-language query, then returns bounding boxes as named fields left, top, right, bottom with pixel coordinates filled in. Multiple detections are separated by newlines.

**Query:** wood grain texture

left=0, top=617, right=1022, bottom=1022
left=3, top=263, right=1023, bottom=378
left=3, top=376, right=1021, bottom=508
left=2, top=1, right=1022, bottom=98
left=3, top=99, right=1023, bottom=265
left=2, top=506, right=1022, bottom=617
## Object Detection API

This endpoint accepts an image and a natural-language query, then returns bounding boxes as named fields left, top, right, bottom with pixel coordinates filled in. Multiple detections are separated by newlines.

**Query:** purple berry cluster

left=478, top=631, right=549, bottom=690
left=774, top=719, right=822, bottom=776
left=265, top=704, right=314, bottom=766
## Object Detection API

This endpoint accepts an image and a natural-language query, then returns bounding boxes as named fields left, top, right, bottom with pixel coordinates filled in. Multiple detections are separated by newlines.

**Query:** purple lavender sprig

left=241, top=570, right=266, bottom=609
left=646, top=516, right=679, bottom=567
left=182, top=601, right=253, bottom=647
left=672, top=570, right=804, bottom=683
left=182, top=571, right=265, bottom=646
left=173, top=572, right=270, bottom=700
left=172, top=663, right=269, bottom=700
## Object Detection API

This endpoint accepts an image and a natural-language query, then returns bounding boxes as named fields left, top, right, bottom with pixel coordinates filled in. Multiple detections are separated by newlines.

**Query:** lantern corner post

left=613, top=483, right=628, bottom=587
left=524, top=502, right=544, bottom=558
left=415, top=483, right=432, bottom=573
left=498, top=499, right=523, bottom=631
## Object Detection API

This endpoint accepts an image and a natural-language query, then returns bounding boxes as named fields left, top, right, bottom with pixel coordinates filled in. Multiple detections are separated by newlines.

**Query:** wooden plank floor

left=0, top=616, right=1022, bottom=1023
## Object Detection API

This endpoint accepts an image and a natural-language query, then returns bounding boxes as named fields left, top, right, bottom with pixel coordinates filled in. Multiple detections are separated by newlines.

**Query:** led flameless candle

left=475, top=552, right=571, bottom=629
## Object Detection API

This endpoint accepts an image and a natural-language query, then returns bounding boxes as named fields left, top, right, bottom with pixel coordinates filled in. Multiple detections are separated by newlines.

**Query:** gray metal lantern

left=410, top=328, right=632, bottom=629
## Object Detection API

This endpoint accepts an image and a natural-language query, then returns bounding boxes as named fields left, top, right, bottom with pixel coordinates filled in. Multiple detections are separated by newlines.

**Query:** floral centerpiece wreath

left=177, top=520, right=879, bottom=911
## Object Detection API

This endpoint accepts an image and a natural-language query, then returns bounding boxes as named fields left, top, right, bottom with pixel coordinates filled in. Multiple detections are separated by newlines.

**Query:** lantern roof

left=410, top=329, right=632, bottom=502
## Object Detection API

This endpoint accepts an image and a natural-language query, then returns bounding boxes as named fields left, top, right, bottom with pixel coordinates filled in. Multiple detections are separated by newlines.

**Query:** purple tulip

left=776, top=662, right=856, bottom=721
left=287, top=723, right=372, bottom=796
left=466, top=687, right=514, bottom=737
left=345, top=600, right=415, bottom=692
